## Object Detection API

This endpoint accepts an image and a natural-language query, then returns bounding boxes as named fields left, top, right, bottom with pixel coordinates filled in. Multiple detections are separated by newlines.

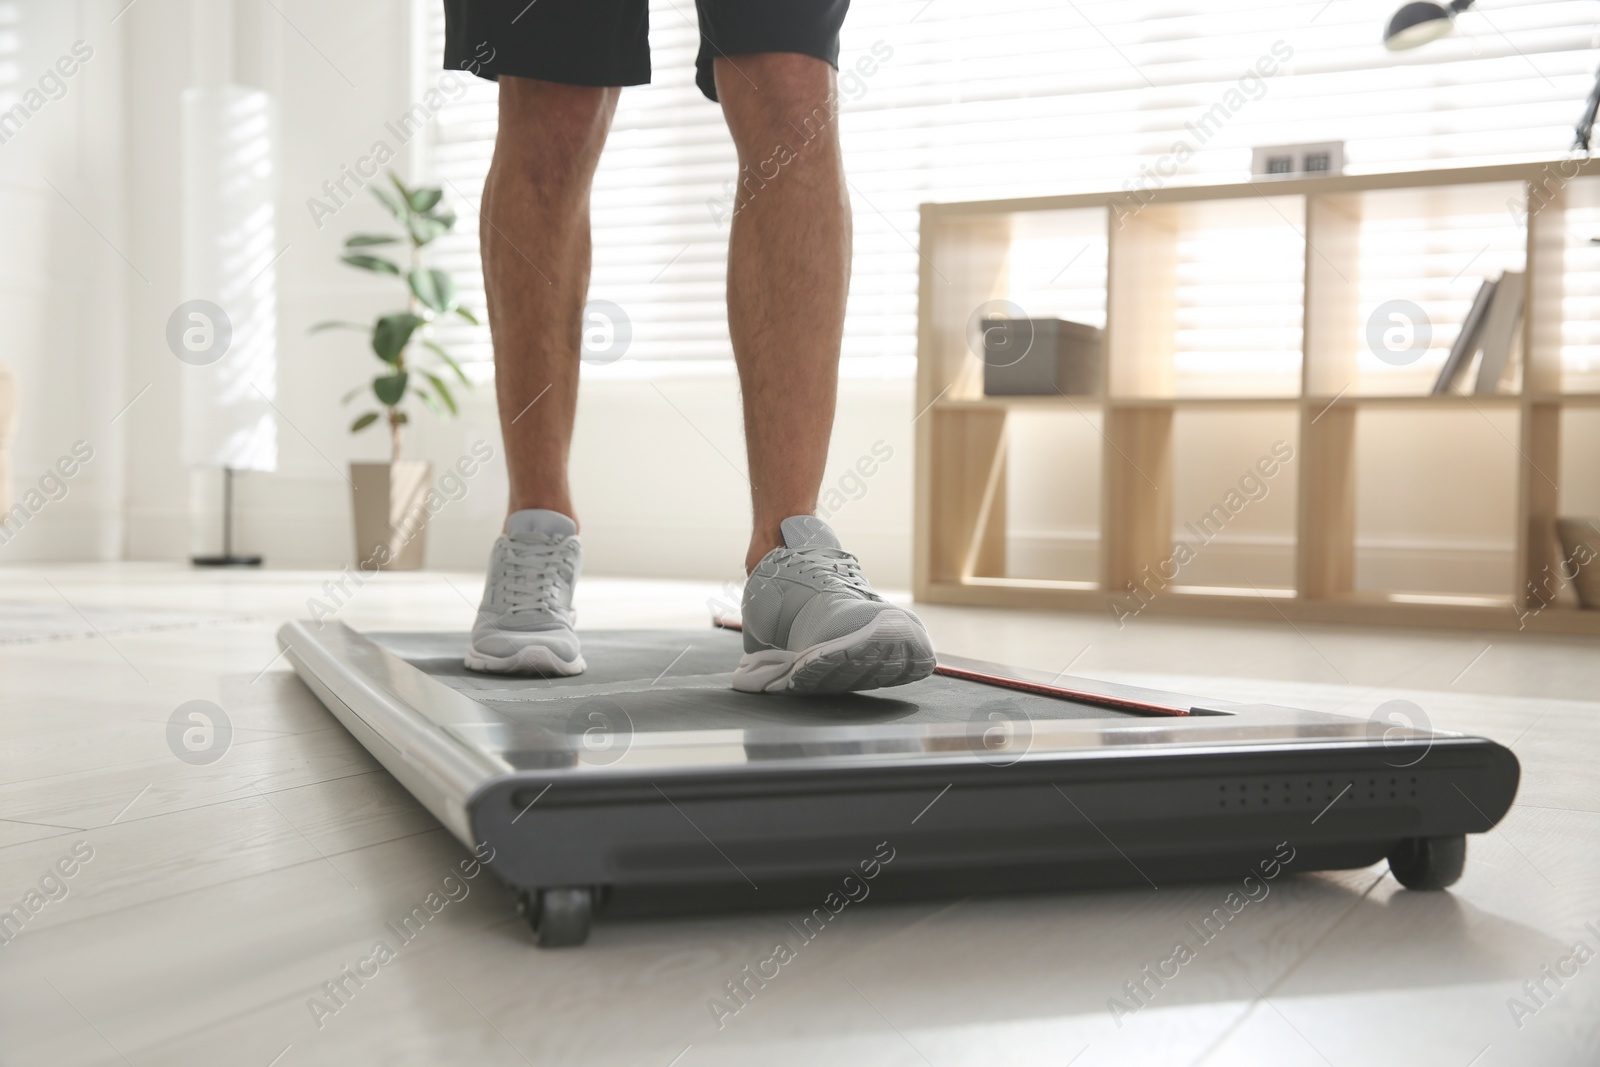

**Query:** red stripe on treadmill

left=933, top=664, right=1190, bottom=718
left=712, top=615, right=1189, bottom=717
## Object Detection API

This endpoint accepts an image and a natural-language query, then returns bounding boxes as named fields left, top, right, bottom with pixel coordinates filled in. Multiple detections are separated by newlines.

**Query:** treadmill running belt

left=368, top=628, right=1130, bottom=730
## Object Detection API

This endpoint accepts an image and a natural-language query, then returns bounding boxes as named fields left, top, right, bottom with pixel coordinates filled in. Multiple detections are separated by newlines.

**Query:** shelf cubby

left=1166, top=405, right=1299, bottom=594
left=1544, top=175, right=1600, bottom=395
left=1305, top=182, right=1528, bottom=399
left=1559, top=407, right=1600, bottom=516
left=1350, top=405, right=1520, bottom=601
left=1109, top=197, right=1305, bottom=400
left=1001, top=408, right=1102, bottom=587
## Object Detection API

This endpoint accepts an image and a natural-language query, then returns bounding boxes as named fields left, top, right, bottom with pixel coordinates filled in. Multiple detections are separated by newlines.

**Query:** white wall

left=226, top=362, right=916, bottom=588
left=0, top=0, right=128, bottom=561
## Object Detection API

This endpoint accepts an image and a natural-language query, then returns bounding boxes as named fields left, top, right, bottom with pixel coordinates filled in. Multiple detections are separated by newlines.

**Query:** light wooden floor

left=1, top=563, right=1597, bottom=1067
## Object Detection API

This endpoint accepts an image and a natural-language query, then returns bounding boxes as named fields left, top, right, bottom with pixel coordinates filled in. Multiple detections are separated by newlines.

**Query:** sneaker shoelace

left=788, top=547, right=876, bottom=598
left=498, top=536, right=575, bottom=616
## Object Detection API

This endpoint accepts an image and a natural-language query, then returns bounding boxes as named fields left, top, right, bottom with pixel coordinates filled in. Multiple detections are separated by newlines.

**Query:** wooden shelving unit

left=914, top=159, right=1600, bottom=635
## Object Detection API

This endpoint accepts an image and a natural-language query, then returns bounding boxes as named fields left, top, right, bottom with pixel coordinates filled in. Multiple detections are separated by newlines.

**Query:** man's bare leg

left=712, top=53, right=935, bottom=694
left=481, top=77, right=620, bottom=526
left=714, top=54, right=852, bottom=574
left=467, top=78, right=618, bottom=676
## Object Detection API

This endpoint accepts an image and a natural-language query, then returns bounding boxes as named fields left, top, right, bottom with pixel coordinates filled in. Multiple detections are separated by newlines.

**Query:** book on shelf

left=1431, top=277, right=1496, bottom=395
left=1429, top=272, right=1525, bottom=396
left=1473, top=270, right=1524, bottom=396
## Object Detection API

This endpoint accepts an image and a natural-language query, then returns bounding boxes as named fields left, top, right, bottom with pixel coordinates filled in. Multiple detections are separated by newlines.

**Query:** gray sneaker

left=465, top=509, right=586, bottom=676
left=732, top=516, right=936, bottom=695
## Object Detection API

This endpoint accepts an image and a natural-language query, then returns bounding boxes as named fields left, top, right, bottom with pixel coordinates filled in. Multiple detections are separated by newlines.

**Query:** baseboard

left=0, top=506, right=122, bottom=562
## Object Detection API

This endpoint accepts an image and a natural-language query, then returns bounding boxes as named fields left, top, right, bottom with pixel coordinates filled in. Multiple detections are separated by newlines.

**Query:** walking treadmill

left=278, top=621, right=1520, bottom=947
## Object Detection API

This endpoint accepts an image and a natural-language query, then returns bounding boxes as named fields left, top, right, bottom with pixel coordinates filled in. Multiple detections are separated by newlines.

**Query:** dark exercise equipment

left=279, top=622, right=1519, bottom=948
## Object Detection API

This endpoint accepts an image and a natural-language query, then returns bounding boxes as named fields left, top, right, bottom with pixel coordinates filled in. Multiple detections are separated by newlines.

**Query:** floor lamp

left=179, top=82, right=280, bottom=568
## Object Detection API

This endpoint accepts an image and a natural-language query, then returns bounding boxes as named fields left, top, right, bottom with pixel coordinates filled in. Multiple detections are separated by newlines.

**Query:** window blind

left=422, top=0, right=1600, bottom=369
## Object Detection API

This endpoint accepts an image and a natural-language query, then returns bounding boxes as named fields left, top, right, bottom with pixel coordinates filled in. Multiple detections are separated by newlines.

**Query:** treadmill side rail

left=278, top=620, right=509, bottom=846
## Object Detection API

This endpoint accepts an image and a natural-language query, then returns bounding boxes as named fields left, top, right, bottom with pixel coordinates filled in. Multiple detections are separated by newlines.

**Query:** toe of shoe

left=787, top=634, right=936, bottom=694
left=781, top=608, right=936, bottom=695
left=470, top=625, right=581, bottom=662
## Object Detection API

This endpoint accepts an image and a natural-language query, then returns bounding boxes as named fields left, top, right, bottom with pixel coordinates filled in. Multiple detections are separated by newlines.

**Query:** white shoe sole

left=730, top=609, right=936, bottom=695
left=464, top=643, right=587, bottom=676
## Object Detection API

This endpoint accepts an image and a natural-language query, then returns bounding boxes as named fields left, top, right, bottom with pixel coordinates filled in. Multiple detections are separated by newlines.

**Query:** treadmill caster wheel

left=518, top=887, right=594, bottom=947
left=1387, top=835, right=1466, bottom=890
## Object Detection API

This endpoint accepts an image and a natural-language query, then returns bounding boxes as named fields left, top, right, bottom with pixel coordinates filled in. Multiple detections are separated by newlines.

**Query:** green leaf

left=341, top=253, right=402, bottom=275
left=453, top=305, right=479, bottom=326
left=350, top=412, right=380, bottom=432
left=371, top=313, right=424, bottom=363
left=408, top=268, right=456, bottom=313
left=373, top=372, right=409, bottom=407
left=371, top=184, right=406, bottom=222
left=310, top=319, right=372, bottom=334
left=425, top=372, right=458, bottom=415
left=426, top=206, right=457, bottom=230
left=406, top=214, right=450, bottom=246
left=392, top=411, right=409, bottom=425
left=340, top=384, right=366, bottom=405
left=345, top=233, right=400, bottom=248
left=413, top=387, right=443, bottom=416
left=422, top=340, right=471, bottom=385
left=408, top=187, right=443, bottom=213
left=388, top=172, right=413, bottom=208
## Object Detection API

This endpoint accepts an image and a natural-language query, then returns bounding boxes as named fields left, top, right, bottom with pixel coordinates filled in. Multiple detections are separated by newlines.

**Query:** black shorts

left=442, top=0, right=849, bottom=103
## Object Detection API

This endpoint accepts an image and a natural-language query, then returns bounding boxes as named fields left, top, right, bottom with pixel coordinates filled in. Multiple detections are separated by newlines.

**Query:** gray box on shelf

left=982, top=318, right=1103, bottom=396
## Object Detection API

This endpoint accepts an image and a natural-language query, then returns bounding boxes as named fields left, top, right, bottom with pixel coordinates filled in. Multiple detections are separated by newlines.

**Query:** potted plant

left=312, top=171, right=475, bottom=570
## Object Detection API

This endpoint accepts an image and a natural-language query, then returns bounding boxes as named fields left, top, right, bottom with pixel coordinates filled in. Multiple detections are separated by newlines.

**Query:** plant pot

left=1555, top=517, right=1600, bottom=609
left=350, top=460, right=432, bottom=571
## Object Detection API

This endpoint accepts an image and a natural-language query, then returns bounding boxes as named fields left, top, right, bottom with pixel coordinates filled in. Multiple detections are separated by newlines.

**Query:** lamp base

left=192, top=554, right=263, bottom=568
